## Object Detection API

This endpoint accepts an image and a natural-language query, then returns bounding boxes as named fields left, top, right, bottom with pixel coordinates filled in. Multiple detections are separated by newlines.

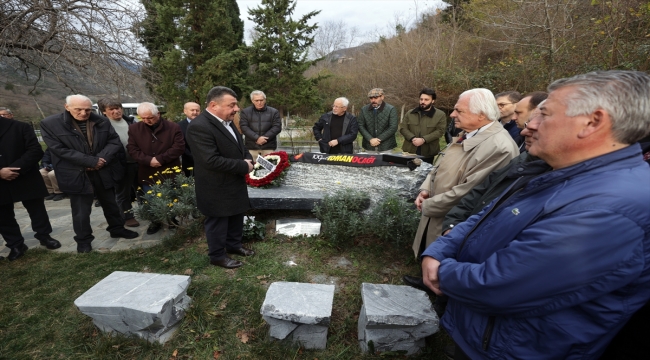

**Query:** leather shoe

left=227, top=247, right=255, bottom=257
left=45, top=193, right=57, bottom=200
left=110, top=228, right=139, bottom=239
left=8, top=243, right=28, bottom=261
left=77, top=243, right=92, bottom=253
left=146, top=222, right=161, bottom=235
left=38, top=236, right=62, bottom=249
left=125, top=218, right=140, bottom=227
left=210, top=257, right=243, bottom=269
left=403, top=275, right=435, bottom=295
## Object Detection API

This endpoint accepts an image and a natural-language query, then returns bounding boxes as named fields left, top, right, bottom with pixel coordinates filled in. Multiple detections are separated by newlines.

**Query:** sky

left=236, top=0, right=446, bottom=44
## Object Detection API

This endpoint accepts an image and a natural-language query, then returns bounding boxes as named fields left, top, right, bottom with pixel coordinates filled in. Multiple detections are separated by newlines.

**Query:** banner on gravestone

left=290, top=152, right=417, bottom=167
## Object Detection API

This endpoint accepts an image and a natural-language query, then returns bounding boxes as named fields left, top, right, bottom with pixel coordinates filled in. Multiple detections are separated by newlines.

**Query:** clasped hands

left=411, top=137, right=425, bottom=147
left=256, top=136, right=268, bottom=145
left=369, top=138, right=381, bottom=147
left=0, top=167, right=20, bottom=181
left=86, top=158, right=107, bottom=171
left=422, top=257, right=444, bottom=296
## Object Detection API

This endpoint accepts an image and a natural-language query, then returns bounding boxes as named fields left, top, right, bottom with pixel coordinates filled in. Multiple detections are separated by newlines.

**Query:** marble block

left=261, top=282, right=335, bottom=349
left=74, top=271, right=192, bottom=344
left=358, top=283, right=439, bottom=355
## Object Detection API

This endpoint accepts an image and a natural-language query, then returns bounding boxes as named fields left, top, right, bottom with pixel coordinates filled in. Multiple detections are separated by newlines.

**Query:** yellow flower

left=172, top=166, right=179, bottom=170
left=181, top=184, right=189, bottom=187
left=157, top=193, right=162, bottom=197
left=175, top=169, right=181, bottom=173
left=146, top=190, right=153, bottom=194
left=187, top=167, right=194, bottom=170
left=137, top=187, right=142, bottom=190
left=173, top=199, right=178, bottom=203
left=148, top=176, right=153, bottom=179
left=156, top=180, right=161, bottom=185
left=168, top=203, right=173, bottom=207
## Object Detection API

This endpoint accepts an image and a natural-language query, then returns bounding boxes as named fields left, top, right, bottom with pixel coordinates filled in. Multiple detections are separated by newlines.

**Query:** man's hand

left=0, top=167, right=20, bottom=181
left=412, top=138, right=425, bottom=147
left=370, top=138, right=381, bottom=147
left=256, top=136, right=268, bottom=145
left=328, top=139, right=339, bottom=147
left=96, top=158, right=107, bottom=169
left=415, top=190, right=430, bottom=211
left=150, top=157, right=161, bottom=168
left=245, top=159, right=254, bottom=172
left=422, top=256, right=443, bottom=296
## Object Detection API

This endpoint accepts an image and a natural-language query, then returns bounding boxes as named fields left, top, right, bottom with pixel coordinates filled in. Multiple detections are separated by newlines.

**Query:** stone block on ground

left=261, top=282, right=335, bottom=349
left=358, top=283, right=439, bottom=355
left=74, top=271, right=191, bottom=344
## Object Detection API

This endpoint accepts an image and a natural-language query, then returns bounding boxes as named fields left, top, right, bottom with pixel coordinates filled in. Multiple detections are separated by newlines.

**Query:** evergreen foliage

left=246, top=0, right=323, bottom=117
left=137, top=0, right=246, bottom=114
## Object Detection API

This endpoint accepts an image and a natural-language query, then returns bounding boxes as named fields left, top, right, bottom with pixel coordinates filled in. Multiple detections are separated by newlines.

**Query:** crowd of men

left=1, top=70, right=650, bottom=359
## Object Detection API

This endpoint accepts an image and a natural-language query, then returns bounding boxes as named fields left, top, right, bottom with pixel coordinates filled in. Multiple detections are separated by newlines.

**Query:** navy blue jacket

left=423, top=144, right=650, bottom=359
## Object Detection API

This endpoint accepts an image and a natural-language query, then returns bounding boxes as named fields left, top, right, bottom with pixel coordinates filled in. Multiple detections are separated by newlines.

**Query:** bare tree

left=311, top=20, right=361, bottom=62
left=0, top=0, right=146, bottom=93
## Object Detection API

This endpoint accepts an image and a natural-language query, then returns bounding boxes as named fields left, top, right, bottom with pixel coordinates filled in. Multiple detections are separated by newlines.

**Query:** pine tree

left=247, top=0, right=322, bottom=117
left=137, top=0, right=246, bottom=115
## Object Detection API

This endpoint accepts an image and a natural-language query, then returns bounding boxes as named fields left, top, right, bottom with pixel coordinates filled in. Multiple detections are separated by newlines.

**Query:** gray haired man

left=239, top=90, right=282, bottom=159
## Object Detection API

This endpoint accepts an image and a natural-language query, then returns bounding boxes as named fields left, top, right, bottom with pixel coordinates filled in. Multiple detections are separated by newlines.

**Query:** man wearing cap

left=357, top=88, right=399, bottom=152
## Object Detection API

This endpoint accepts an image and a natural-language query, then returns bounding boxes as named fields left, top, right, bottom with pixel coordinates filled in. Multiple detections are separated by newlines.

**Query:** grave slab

left=74, top=271, right=191, bottom=344
left=261, top=282, right=335, bottom=349
left=358, top=283, right=439, bottom=355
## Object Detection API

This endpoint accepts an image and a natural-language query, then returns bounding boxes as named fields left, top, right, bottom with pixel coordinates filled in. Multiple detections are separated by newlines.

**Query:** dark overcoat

left=40, top=111, right=124, bottom=194
left=178, top=119, right=194, bottom=168
left=0, top=116, right=48, bottom=204
left=127, top=119, right=185, bottom=185
left=186, top=110, right=252, bottom=218
left=312, top=111, right=359, bottom=154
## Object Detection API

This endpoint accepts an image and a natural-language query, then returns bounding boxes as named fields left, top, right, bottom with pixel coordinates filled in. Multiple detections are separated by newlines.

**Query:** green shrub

left=313, top=188, right=371, bottom=247
left=135, top=168, right=201, bottom=227
left=243, top=217, right=266, bottom=242
left=368, top=189, right=420, bottom=248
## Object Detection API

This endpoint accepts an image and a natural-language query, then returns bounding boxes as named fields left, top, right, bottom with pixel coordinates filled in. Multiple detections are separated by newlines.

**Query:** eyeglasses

left=497, top=103, right=514, bottom=108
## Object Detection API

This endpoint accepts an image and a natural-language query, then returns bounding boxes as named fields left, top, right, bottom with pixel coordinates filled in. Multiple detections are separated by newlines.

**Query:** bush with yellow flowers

left=135, top=166, right=200, bottom=227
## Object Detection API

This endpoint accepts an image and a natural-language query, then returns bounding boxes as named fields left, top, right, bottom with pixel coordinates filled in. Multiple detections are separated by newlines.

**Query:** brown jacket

left=412, top=121, right=519, bottom=257
left=127, top=119, right=185, bottom=185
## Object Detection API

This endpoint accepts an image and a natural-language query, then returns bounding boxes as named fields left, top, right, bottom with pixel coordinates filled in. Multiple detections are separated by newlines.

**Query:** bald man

left=41, top=95, right=138, bottom=253
left=179, top=102, right=200, bottom=176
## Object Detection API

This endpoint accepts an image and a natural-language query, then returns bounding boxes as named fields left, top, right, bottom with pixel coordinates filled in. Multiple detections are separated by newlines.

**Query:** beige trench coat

left=412, top=121, right=519, bottom=257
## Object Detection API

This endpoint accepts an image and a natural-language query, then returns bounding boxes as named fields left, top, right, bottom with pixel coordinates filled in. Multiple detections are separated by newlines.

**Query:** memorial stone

left=358, top=283, right=439, bottom=355
left=74, top=271, right=191, bottom=344
left=260, top=282, right=335, bottom=349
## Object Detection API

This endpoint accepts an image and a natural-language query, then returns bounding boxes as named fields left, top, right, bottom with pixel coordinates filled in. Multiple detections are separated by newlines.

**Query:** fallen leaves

left=236, top=330, right=250, bottom=344
left=219, top=301, right=227, bottom=310
left=184, top=268, right=193, bottom=275
left=213, top=350, right=221, bottom=359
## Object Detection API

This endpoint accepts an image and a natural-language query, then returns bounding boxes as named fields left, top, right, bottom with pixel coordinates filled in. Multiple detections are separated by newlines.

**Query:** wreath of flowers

left=245, top=151, right=291, bottom=188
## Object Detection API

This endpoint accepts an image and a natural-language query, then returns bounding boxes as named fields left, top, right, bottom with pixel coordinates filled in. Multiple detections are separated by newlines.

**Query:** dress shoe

left=52, top=193, right=66, bottom=201
left=45, top=193, right=57, bottom=200
left=110, top=228, right=139, bottom=239
left=402, top=275, right=435, bottom=295
left=125, top=218, right=140, bottom=227
left=146, top=222, right=162, bottom=235
left=38, top=236, right=62, bottom=249
left=227, top=247, right=255, bottom=257
left=8, top=243, right=28, bottom=261
left=210, top=257, right=243, bottom=269
left=77, top=243, right=92, bottom=253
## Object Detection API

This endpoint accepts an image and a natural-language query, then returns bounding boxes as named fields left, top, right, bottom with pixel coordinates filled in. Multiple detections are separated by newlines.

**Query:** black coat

left=0, top=116, right=48, bottom=204
left=312, top=111, right=359, bottom=154
left=239, top=105, right=282, bottom=150
left=178, top=118, right=194, bottom=167
left=40, top=111, right=125, bottom=195
left=186, top=110, right=253, bottom=218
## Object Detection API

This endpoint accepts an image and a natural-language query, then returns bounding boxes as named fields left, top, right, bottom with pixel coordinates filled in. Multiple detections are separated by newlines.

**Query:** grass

left=0, top=222, right=452, bottom=359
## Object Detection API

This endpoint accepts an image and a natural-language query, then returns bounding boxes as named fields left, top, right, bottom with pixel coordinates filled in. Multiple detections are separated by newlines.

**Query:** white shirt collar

left=465, top=121, right=494, bottom=139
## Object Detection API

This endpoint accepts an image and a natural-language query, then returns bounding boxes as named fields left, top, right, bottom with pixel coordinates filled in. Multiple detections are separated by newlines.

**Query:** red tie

left=457, top=134, right=467, bottom=143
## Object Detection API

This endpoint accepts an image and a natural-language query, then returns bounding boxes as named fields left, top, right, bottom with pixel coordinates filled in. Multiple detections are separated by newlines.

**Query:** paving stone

left=74, top=271, right=191, bottom=344
left=261, top=282, right=335, bottom=325
left=358, top=283, right=439, bottom=355
left=261, top=282, right=335, bottom=349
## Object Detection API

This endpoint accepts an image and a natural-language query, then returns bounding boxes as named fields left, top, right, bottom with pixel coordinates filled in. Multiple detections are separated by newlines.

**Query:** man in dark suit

left=186, top=86, right=255, bottom=269
left=0, top=115, right=61, bottom=261
left=179, top=102, right=200, bottom=176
